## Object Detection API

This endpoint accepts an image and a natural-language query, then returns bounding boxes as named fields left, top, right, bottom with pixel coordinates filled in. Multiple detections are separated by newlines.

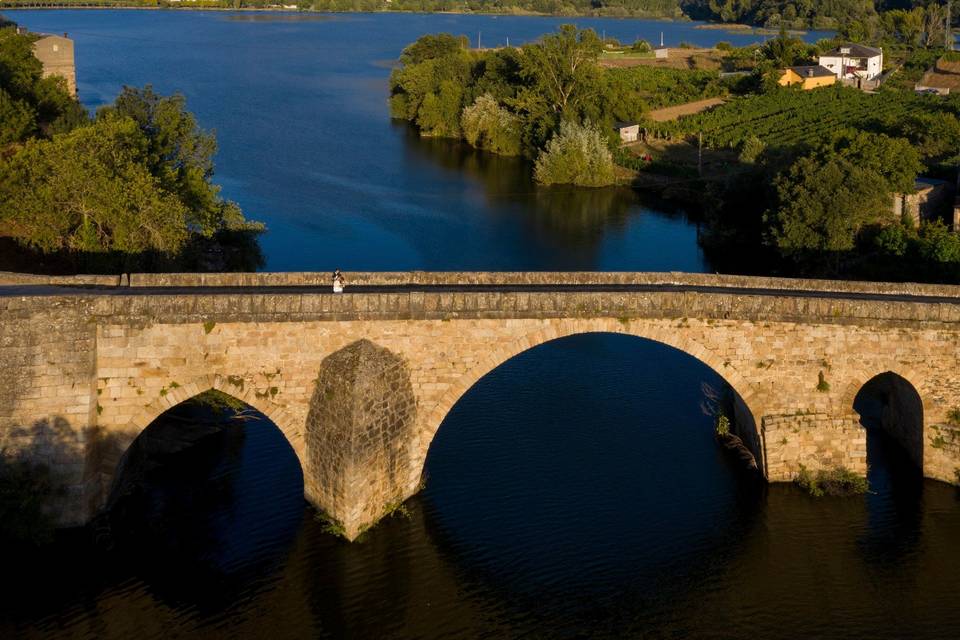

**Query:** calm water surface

left=12, top=10, right=829, bottom=271
left=2, top=334, right=960, bottom=639
left=4, top=11, right=958, bottom=640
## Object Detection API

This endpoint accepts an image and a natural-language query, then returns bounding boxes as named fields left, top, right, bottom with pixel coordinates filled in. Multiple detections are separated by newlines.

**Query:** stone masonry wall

left=0, top=299, right=97, bottom=525
left=762, top=414, right=867, bottom=480
left=3, top=273, right=960, bottom=535
left=305, top=340, right=418, bottom=539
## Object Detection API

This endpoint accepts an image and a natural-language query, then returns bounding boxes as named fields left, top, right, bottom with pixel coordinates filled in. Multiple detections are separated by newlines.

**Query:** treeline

left=389, top=28, right=742, bottom=185
left=1, top=0, right=952, bottom=32
left=0, top=19, right=263, bottom=273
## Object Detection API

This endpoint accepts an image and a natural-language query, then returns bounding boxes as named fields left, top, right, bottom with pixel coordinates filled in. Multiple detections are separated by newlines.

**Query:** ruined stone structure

left=32, top=34, right=76, bottom=97
left=2, top=271, right=960, bottom=539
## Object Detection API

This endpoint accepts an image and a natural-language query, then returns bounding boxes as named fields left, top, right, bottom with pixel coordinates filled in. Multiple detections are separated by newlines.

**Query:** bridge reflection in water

left=3, top=332, right=959, bottom=640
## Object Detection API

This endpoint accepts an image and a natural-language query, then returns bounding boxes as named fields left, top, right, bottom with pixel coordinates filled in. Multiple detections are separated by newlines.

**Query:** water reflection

left=402, top=129, right=703, bottom=269
left=3, top=336, right=960, bottom=639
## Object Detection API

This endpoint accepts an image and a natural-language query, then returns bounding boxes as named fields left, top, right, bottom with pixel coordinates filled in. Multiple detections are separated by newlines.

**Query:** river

left=3, top=10, right=959, bottom=640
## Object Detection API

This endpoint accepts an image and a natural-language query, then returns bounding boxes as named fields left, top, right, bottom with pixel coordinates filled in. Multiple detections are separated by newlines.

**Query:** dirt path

left=646, top=97, right=725, bottom=122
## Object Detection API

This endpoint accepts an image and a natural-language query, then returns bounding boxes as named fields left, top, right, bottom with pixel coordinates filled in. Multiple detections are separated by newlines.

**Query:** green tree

left=917, top=221, right=960, bottom=263
left=98, top=85, right=258, bottom=236
left=0, top=87, right=35, bottom=144
left=0, top=117, right=190, bottom=254
left=534, top=120, right=617, bottom=187
left=461, top=94, right=522, bottom=156
left=399, top=33, right=468, bottom=66
left=519, top=25, right=602, bottom=115
left=765, top=155, right=889, bottom=254
left=815, top=129, right=922, bottom=195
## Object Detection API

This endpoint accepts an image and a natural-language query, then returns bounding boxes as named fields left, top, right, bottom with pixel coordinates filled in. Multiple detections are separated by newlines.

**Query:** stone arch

left=94, top=375, right=302, bottom=516
left=418, top=319, right=763, bottom=477
left=127, top=373, right=299, bottom=443
left=851, top=369, right=926, bottom=470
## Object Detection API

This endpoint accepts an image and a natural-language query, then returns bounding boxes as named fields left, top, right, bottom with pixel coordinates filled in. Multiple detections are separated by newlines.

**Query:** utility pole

left=948, top=0, right=954, bottom=50
left=478, top=31, right=481, bottom=50
left=698, top=131, right=703, bottom=177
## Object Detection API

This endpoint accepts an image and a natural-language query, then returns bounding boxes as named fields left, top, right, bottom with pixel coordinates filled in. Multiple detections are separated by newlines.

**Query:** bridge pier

left=303, top=339, right=422, bottom=540
left=760, top=413, right=867, bottom=480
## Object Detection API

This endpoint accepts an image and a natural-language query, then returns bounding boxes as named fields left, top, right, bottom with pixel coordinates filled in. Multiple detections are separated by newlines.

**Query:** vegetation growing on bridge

left=0, top=20, right=264, bottom=273
left=795, top=464, right=868, bottom=497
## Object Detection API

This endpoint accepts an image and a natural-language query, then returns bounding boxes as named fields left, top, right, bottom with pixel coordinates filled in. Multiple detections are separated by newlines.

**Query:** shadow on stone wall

left=0, top=416, right=86, bottom=546
left=304, top=339, right=418, bottom=540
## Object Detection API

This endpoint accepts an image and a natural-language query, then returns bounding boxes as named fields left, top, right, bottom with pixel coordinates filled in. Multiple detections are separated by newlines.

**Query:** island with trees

left=0, top=18, right=264, bottom=273
left=390, top=22, right=960, bottom=281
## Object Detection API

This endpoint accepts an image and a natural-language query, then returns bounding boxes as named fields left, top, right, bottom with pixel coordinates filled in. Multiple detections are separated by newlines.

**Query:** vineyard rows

left=650, top=86, right=958, bottom=150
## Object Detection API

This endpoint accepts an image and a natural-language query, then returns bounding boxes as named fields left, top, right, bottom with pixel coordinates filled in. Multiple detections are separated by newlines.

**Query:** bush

left=461, top=94, right=522, bottom=156
left=715, top=414, right=731, bottom=437
left=795, top=464, right=868, bottom=497
left=534, top=120, right=617, bottom=187
left=738, top=135, right=764, bottom=163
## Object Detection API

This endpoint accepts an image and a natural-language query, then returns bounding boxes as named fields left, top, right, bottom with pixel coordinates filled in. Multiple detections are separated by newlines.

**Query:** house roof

left=613, top=121, right=639, bottom=130
left=787, top=65, right=835, bottom=78
left=822, top=43, right=882, bottom=58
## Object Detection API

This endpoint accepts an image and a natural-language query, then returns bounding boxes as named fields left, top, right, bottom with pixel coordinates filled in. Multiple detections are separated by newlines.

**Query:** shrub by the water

left=534, top=121, right=616, bottom=187
left=461, top=94, right=522, bottom=156
left=715, top=414, right=731, bottom=437
left=795, top=464, right=868, bottom=497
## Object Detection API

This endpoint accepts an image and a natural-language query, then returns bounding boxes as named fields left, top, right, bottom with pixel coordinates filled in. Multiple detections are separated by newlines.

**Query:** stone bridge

left=2, top=271, right=960, bottom=539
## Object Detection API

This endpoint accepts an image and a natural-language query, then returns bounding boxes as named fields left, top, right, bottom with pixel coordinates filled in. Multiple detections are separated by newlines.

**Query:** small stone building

left=614, top=121, right=640, bottom=143
left=892, top=178, right=954, bottom=227
left=32, top=34, right=76, bottom=97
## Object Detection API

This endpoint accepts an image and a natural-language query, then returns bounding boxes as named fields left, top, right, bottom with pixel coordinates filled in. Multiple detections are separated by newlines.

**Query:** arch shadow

left=96, top=379, right=304, bottom=518
left=419, top=329, right=764, bottom=480
left=853, top=371, right=924, bottom=472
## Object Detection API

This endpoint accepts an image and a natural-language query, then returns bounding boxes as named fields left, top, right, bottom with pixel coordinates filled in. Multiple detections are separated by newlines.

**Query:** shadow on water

left=397, top=124, right=705, bottom=269
left=3, top=336, right=960, bottom=638
left=93, top=396, right=305, bottom=612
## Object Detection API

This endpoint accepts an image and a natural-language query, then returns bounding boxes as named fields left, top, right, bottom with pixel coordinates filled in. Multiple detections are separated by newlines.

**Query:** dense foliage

left=0, top=22, right=263, bottom=272
left=390, top=28, right=736, bottom=183
left=534, top=120, right=617, bottom=186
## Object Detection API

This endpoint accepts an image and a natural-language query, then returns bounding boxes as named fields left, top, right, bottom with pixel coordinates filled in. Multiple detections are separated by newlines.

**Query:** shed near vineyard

left=614, top=122, right=640, bottom=143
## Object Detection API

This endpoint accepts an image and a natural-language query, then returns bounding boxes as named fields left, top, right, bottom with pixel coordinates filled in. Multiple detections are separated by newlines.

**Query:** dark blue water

left=2, top=334, right=960, bottom=639
left=10, top=10, right=828, bottom=271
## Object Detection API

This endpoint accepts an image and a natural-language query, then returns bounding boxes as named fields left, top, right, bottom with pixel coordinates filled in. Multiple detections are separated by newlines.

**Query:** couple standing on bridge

left=333, top=269, right=346, bottom=293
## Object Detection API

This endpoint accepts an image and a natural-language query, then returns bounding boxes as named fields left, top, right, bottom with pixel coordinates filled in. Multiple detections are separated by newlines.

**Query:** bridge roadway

left=4, top=281, right=960, bottom=306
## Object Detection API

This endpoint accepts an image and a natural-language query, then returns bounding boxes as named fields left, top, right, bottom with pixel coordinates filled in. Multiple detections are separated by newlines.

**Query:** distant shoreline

left=0, top=6, right=811, bottom=36
left=0, top=5, right=738, bottom=27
